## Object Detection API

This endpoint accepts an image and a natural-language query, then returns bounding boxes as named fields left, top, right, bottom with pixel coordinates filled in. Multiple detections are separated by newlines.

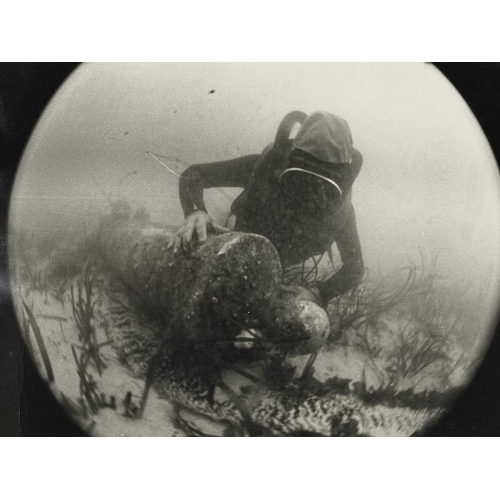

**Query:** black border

left=0, top=62, right=499, bottom=436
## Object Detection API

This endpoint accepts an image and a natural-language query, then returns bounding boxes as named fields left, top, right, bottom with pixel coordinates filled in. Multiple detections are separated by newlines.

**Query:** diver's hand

left=173, top=210, right=230, bottom=252
left=279, top=284, right=323, bottom=307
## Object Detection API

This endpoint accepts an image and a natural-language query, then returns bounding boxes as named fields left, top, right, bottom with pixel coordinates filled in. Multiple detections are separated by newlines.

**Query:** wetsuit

left=179, top=112, right=364, bottom=304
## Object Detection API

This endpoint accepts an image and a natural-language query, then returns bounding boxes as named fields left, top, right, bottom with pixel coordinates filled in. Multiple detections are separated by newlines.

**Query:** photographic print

left=7, top=63, right=500, bottom=436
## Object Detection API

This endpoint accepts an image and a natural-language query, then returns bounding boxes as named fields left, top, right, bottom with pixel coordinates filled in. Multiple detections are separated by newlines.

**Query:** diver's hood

left=293, top=111, right=353, bottom=164
left=273, top=111, right=357, bottom=203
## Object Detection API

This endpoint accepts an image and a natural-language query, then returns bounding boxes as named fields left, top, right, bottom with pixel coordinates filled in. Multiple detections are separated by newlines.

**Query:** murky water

left=8, top=63, right=500, bottom=436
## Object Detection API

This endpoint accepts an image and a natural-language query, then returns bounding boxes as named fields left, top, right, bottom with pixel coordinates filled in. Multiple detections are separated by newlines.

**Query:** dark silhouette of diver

left=176, top=110, right=364, bottom=307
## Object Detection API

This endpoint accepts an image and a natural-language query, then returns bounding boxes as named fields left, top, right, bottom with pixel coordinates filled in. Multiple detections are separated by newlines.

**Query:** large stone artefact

left=98, top=208, right=329, bottom=352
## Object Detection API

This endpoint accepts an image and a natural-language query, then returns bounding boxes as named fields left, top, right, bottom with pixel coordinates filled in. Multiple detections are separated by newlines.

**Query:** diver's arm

left=316, top=205, right=364, bottom=304
left=179, top=155, right=260, bottom=216
left=176, top=155, right=260, bottom=249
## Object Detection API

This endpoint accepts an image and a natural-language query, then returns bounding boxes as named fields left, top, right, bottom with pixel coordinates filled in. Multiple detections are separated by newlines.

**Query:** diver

left=175, top=110, right=364, bottom=307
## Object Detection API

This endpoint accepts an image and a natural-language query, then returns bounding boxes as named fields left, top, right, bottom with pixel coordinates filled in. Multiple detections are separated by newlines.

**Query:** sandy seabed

left=12, top=253, right=458, bottom=437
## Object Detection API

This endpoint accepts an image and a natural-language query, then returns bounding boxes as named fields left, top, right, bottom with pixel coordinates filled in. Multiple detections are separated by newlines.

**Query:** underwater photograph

left=7, top=63, right=500, bottom=436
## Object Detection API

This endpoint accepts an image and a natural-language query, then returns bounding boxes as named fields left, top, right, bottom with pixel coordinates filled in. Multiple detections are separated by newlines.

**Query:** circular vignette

left=4, top=63, right=500, bottom=436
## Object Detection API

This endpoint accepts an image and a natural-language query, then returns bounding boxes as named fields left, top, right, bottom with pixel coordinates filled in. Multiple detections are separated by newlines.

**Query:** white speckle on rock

left=217, top=237, right=243, bottom=256
left=234, top=328, right=261, bottom=349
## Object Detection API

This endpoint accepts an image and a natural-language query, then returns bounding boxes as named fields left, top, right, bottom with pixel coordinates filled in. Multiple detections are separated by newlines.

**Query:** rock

left=265, top=299, right=330, bottom=354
